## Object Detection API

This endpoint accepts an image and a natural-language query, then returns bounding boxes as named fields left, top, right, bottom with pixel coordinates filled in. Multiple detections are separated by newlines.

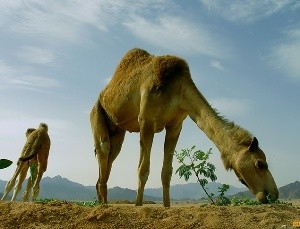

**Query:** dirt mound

left=0, top=201, right=299, bottom=228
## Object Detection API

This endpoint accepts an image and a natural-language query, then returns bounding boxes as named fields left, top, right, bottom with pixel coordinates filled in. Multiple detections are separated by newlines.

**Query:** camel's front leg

left=161, top=123, right=182, bottom=207
left=136, top=119, right=154, bottom=206
left=22, top=161, right=37, bottom=201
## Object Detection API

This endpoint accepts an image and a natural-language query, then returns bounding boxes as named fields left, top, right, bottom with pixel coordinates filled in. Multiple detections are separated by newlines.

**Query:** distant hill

left=0, top=176, right=96, bottom=201
left=145, top=182, right=246, bottom=200
left=39, top=176, right=96, bottom=200
left=0, top=176, right=159, bottom=201
left=232, top=181, right=300, bottom=199
left=107, top=186, right=161, bottom=202
left=1, top=176, right=299, bottom=201
left=278, top=181, right=300, bottom=199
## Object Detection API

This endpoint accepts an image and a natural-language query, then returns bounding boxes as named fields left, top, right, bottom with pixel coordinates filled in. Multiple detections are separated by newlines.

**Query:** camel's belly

left=111, top=110, right=187, bottom=133
left=117, top=120, right=167, bottom=133
left=101, top=86, right=187, bottom=132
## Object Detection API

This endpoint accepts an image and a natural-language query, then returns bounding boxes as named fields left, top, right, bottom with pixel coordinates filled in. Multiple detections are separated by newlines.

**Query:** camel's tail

left=90, top=99, right=110, bottom=157
left=18, top=150, right=37, bottom=162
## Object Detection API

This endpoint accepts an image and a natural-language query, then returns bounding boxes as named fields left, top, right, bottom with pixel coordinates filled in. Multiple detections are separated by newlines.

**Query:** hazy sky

left=1, top=0, right=299, bottom=191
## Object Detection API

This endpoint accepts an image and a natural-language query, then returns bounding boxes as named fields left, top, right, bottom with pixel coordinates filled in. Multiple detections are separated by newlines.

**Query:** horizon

left=1, top=174, right=299, bottom=191
left=1, top=1, right=299, bottom=191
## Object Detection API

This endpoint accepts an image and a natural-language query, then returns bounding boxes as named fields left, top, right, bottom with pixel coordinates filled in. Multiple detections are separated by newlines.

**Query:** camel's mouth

left=239, top=179, right=279, bottom=203
left=255, top=191, right=276, bottom=204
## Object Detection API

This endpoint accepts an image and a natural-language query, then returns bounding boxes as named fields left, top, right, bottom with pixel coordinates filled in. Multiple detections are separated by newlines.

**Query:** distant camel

left=90, top=48, right=278, bottom=207
left=1, top=123, right=51, bottom=201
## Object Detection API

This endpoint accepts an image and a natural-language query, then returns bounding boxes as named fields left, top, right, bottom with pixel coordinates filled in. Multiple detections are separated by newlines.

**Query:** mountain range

left=0, top=176, right=299, bottom=201
left=234, top=180, right=300, bottom=200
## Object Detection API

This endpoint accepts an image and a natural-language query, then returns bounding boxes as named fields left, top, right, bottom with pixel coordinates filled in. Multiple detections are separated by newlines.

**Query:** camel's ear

left=248, top=137, right=259, bottom=152
left=240, top=137, right=259, bottom=151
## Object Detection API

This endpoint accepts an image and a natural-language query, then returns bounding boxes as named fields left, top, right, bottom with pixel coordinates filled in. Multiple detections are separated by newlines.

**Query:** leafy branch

left=175, top=146, right=217, bottom=204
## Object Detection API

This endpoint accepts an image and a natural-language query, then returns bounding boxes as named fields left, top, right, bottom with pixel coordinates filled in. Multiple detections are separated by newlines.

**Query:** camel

left=1, top=123, right=51, bottom=201
left=90, top=48, right=278, bottom=207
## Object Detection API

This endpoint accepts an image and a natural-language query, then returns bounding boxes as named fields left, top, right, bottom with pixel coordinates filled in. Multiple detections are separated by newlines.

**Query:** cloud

left=3, top=0, right=108, bottom=43
left=0, top=1, right=23, bottom=26
left=200, top=0, right=295, bottom=23
left=210, top=60, right=227, bottom=72
left=16, top=46, right=56, bottom=65
left=123, top=15, right=230, bottom=58
left=268, top=28, right=300, bottom=81
left=0, top=60, right=60, bottom=90
left=0, top=60, right=14, bottom=76
left=2, top=75, right=59, bottom=88
left=1, top=0, right=173, bottom=44
left=210, top=97, right=249, bottom=117
left=0, top=112, right=70, bottom=137
left=9, top=6, right=87, bottom=44
left=1, top=0, right=230, bottom=58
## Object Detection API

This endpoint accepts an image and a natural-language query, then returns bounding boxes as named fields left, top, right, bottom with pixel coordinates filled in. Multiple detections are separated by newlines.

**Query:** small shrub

left=175, top=146, right=217, bottom=204
left=230, top=195, right=261, bottom=206
left=76, top=200, right=100, bottom=207
left=30, top=164, right=38, bottom=183
left=215, top=184, right=231, bottom=206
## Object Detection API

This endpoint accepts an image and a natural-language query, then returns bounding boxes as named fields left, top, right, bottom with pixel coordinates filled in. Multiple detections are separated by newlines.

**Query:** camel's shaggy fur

left=90, top=48, right=278, bottom=206
left=1, top=123, right=51, bottom=201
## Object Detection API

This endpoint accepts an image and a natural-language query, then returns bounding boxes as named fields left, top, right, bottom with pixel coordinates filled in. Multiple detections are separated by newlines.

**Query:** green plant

left=76, top=200, right=101, bottom=207
left=36, top=198, right=57, bottom=203
left=29, top=164, right=38, bottom=183
left=0, top=159, right=13, bottom=169
left=215, top=184, right=231, bottom=206
left=230, top=195, right=261, bottom=206
left=36, top=198, right=103, bottom=208
left=175, top=146, right=217, bottom=204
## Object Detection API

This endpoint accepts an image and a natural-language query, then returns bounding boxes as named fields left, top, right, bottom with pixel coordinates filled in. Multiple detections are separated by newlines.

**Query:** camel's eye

left=256, top=160, right=268, bottom=170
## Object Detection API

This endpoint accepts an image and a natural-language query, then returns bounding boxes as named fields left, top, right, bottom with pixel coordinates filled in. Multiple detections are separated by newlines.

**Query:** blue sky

left=0, top=0, right=299, bottom=190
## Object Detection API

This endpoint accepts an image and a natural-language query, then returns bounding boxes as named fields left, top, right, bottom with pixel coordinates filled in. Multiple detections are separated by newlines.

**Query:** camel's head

left=25, top=128, right=36, bottom=137
left=39, top=122, right=48, bottom=132
left=232, top=137, right=278, bottom=203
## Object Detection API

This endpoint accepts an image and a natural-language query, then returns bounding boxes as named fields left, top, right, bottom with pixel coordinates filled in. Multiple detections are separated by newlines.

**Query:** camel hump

left=125, top=48, right=150, bottom=57
left=115, top=48, right=151, bottom=75
left=151, top=55, right=190, bottom=91
left=111, top=48, right=191, bottom=91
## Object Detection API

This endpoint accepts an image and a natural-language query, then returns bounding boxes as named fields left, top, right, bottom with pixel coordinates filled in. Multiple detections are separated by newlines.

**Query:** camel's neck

left=183, top=81, right=252, bottom=169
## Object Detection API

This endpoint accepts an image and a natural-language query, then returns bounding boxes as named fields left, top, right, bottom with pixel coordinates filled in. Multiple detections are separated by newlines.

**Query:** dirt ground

left=0, top=200, right=299, bottom=229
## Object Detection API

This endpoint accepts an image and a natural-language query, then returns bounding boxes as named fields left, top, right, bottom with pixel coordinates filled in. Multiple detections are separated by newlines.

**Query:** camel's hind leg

left=90, top=101, right=110, bottom=203
left=22, top=177, right=33, bottom=201
left=22, top=160, right=38, bottom=201
left=161, top=123, right=182, bottom=207
left=106, top=129, right=125, bottom=181
left=1, top=162, right=27, bottom=201
left=95, top=127, right=125, bottom=203
left=136, top=118, right=155, bottom=206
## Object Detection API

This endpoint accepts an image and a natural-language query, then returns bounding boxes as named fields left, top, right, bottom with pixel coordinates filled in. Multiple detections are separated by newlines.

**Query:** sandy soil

left=0, top=200, right=299, bottom=229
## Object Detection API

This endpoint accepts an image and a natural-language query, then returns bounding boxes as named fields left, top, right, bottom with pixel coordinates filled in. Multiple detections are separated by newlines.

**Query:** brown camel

left=90, top=48, right=278, bottom=207
left=1, top=123, right=51, bottom=201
